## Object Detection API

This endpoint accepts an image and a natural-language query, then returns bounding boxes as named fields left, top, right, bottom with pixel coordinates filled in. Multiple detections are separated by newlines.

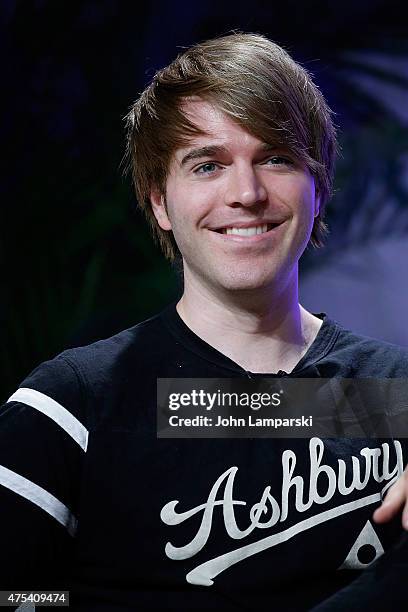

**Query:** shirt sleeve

left=0, top=353, right=88, bottom=594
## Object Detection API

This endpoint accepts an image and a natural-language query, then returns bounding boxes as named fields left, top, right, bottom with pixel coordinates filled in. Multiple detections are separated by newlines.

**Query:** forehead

left=181, top=97, right=231, bottom=130
left=173, top=98, right=261, bottom=160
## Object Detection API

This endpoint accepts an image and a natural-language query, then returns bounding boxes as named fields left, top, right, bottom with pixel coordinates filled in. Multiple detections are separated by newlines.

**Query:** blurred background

left=1, top=0, right=408, bottom=401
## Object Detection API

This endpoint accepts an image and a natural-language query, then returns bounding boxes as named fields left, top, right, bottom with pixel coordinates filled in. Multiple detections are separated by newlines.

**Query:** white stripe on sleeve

left=7, top=388, right=88, bottom=452
left=0, top=464, right=77, bottom=536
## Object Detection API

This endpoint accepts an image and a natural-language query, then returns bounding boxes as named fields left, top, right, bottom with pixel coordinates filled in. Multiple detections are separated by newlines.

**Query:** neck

left=176, top=270, right=322, bottom=373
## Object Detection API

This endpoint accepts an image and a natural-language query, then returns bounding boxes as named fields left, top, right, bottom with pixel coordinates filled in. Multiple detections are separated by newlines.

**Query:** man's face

left=151, top=99, right=320, bottom=296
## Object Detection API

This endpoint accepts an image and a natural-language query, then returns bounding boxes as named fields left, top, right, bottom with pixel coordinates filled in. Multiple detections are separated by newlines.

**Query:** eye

left=264, top=156, right=294, bottom=166
left=194, top=162, right=219, bottom=175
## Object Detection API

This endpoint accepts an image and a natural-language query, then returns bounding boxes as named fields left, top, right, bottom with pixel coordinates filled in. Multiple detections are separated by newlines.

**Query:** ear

left=150, top=190, right=172, bottom=231
left=314, top=189, right=321, bottom=219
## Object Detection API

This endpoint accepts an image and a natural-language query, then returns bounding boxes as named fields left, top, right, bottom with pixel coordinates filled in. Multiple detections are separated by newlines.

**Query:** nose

left=224, top=165, right=268, bottom=208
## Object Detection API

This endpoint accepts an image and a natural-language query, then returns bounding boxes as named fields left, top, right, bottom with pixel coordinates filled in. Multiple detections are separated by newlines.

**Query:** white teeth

left=225, top=224, right=268, bottom=236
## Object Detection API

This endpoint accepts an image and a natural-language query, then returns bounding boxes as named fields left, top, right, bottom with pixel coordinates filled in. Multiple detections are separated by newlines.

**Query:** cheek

left=167, top=183, right=217, bottom=227
left=286, top=181, right=316, bottom=220
left=279, top=182, right=316, bottom=246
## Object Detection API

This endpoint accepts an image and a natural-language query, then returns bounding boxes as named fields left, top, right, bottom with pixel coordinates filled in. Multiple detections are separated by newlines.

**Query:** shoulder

left=59, top=310, right=165, bottom=379
left=5, top=310, right=167, bottom=429
left=60, top=309, right=168, bottom=392
left=323, top=317, right=408, bottom=377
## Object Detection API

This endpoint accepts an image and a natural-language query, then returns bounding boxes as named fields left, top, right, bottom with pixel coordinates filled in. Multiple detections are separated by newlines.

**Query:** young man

left=1, top=33, right=408, bottom=611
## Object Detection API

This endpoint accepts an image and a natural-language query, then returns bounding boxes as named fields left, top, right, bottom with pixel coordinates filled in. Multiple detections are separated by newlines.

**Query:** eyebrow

left=180, top=145, right=228, bottom=167
left=179, top=142, right=279, bottom=167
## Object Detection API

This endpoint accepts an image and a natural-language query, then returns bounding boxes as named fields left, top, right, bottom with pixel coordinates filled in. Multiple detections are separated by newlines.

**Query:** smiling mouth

left=213, top=223, right=280, bottom=236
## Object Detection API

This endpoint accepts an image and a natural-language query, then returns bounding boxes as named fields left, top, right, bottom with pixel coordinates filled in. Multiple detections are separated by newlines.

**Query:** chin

left=214, top=270, right=277, bottom=293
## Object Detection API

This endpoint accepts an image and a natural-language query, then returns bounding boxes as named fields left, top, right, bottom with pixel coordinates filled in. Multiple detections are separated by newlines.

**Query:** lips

left=205, top=222, right=287, bottom=247
left=223, top=224, right=281, bottom=236
left=209, top=221, right=283, bottom=237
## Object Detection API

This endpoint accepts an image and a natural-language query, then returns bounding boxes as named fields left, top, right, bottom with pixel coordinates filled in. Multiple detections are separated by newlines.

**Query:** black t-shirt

left=1, top=304, right=408, bottom=611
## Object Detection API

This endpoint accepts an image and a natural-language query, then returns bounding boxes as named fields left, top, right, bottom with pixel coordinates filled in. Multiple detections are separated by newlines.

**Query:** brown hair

left=124, top=32, right=337, bottom=260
